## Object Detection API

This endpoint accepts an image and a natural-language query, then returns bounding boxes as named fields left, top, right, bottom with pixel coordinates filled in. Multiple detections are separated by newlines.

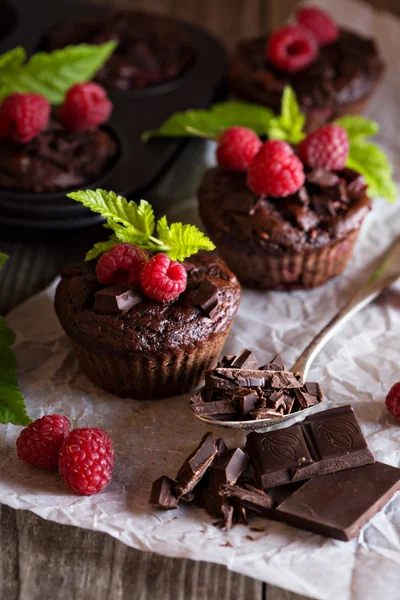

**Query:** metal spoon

left=192, top=234, right=400, bottom=431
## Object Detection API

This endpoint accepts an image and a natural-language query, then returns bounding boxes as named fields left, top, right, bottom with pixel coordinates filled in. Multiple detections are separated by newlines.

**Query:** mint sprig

left=142, top=101, right=274, bottom=141
left=267, top=86, right=306, bottom=145
left=0, top=42, right=117, bottom=104
left=68, top=190, right=216, bottom=261
left=0, top=252, right=31, bottom=426
left=336, top=116, right=397, bottom=203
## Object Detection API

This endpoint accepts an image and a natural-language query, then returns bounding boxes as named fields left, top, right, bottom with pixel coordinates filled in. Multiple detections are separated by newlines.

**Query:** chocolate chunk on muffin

left=198, top=164, right=371, bottom=290
left=55, top=255, right=241, bottom=399
left=44, top=10, right=194, bottom=90
left=229, top=7, right=385, bottom=129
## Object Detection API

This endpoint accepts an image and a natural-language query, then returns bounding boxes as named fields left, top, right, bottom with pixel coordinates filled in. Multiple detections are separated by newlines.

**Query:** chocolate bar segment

left=246, top=405, right=374, bottom=488
left=276, top=462, right=400, bottom=541
left=174, top=433, right=218, bottom=497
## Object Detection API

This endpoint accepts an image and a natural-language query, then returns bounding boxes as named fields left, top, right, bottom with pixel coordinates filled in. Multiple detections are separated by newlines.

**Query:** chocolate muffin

left=0, top=121, right=117, bottom=193
left=44, top=10, right=194, bottom=90
left=230, top=29, right=385, bottom=130
left=55, top=256, right=241, bottom=399
left=198, top=166, right=371, bottom=290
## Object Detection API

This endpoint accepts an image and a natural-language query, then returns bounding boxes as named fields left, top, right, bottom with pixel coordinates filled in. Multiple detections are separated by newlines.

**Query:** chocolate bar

left=276, top=462, right=400, bottom=541
left=246, top=405, right=374, bottom=488
left=94, top=285, right=142, bottom=314
left=189, top=349, right=323, bottom=421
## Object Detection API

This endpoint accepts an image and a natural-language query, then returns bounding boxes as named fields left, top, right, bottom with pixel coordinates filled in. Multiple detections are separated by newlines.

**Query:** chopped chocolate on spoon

left=246, top=405, right=374, bottom=488
left=189, top=349, right=323, bottom=421
left=93, top=285, right=143, bottom=314
left=276, top=462, right=400, bottom=541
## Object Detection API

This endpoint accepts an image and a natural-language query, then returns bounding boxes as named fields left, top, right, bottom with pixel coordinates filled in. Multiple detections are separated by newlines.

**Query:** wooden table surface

left=1, top=1, right=399, bottom=598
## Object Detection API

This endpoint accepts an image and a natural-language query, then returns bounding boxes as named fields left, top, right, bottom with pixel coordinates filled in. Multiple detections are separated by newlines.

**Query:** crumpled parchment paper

left=1, top=1, right=400, bottom=598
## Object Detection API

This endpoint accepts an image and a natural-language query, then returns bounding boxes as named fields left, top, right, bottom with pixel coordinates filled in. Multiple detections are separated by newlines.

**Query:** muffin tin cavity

left=0, top=0, right=226, bottom=231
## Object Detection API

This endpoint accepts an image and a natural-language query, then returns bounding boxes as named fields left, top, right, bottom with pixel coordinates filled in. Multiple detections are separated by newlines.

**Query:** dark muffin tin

left=0, top=0, right=226, bottom=230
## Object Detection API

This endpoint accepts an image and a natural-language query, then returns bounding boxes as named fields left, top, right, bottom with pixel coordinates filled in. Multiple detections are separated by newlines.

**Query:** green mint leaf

left=142, top=101, right=274, bottom=141
left=0, top=251, right=9, bottom=270
left=0, top=316, right=31, bottom=425
left=346, top=140, right=397, bottom=203
left=0, top=47, right=26, bottom=71
left=335, top=115, right=379, bottom=141
left=67, top=190, right=155, bottom=244
left=85, top=237, right=118, bottom=261
left=267, top=86, right=306, bottom=145
left=0, top=42, right=116, bottom=104
left=156, top=218, right=215, bottom=261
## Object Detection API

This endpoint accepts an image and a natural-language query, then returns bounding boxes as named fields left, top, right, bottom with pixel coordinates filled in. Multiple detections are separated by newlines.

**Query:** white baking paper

left=1, top=1, right=400, bottom=598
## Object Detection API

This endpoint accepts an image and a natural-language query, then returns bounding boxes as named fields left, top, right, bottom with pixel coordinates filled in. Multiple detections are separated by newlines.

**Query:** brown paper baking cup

left=71, top=330, right=232, bottom=400
left=215, top=229, right=360, bottom=290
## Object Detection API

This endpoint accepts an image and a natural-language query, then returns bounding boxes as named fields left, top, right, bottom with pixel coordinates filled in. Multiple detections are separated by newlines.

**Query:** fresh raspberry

left=266, top=25, right=318, bottom=73
left=296, top=7, right=339, bottom=46
left=385, top=383, right=400, bottom=422
left=216, top=127, right=262, bottom=172
left=16, top=414, right=71, bottom=469
left=59, top=82, right=113, bottom=132
left=58, top=427, right=115, bottom=495
left=141, top=253, right=187, bottom=302
left=298, top=125, right=349, bottom=170
left=247, top=140, right=305, bottom=197
left=0, top=93, right=50, bottom=144
left=96, top=243, right=149, bottom=287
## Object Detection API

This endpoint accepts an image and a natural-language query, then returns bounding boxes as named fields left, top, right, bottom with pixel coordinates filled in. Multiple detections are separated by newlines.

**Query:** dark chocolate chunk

left=270, top=371, right=303, bottom=389
left=307, top=168, right=339, bottom=188
left=250, top=408, right=284, bottom=420
left=150, top=476, right=179, bottom=510
left=215, top=437, right=228, bottom=457
left=232, top=388, right=258, bottom=415
left=205, top=371, right=238, bottom=391
left=215, top=368, right=266, bottom=387
left=94, top=285, right=142, bottom=314
left=174, top=433, right=218, bottom=497
left=189, top=396, right=239, bottom=417
left=181, top=491, right=196, bottom=504
left=221, top=484, right=276, bottom=517
left=191, top=279, right=219, bottom=318
left=294, top=387, right=320, bottom=408
left=217, top=355, right=236, bottom=368
left=209, top=448, right=249, bottom=487
left=246, top=405, right=374, bottom=489
left=305, top=382, right=323, bottom=397
left=276, top=462, right=400, bottom=541
left=297, top=186, right=310, bottom=205
left=230, top=349, right=258, bottom=369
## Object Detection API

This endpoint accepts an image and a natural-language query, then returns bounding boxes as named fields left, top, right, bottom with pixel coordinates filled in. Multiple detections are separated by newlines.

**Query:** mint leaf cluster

left=0, top=252, right=31, bottom=426
left=0, top=42, right=116, bottom=104
left=68, top=190, right=216, bottom=262
left=335, top=116, right=397, bottom=203
left=142, top=101, right=274, bottom=141
left=267, top=87, right=306, bottom=145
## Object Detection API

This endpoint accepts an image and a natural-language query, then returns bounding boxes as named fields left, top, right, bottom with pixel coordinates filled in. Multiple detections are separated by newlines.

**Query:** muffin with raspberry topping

left=198, top=126, right=371, bottom=290
left=55, top=192, right=241, bottom=399
left=229, top=7, right=385, bottom=130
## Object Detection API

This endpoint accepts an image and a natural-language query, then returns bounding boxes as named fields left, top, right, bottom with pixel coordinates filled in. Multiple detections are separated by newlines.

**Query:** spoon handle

left=291, top=235, right=400, bottom=381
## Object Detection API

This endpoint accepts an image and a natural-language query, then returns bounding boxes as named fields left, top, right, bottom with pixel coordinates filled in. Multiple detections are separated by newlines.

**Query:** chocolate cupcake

left=55, top=256, right=241, bottom=399
left=229, top=7, right=385, bottom=129
left=54, top=191, right=241, bottom=399
left=44, top=10, right=194, bottom=90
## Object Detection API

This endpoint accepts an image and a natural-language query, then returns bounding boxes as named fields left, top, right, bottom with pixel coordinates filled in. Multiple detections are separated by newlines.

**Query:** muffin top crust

left=230, top=29, right=385, bottom=113
left=198, top=166, right=371, bottom=255
left=55, top=256, right=241, bottom=354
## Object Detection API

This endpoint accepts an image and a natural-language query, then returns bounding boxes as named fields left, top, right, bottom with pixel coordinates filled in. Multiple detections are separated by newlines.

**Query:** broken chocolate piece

left=150, top=476, right=179, bottom=510
left=217, top=355, right=236, bottom=368
left=307, top=168, right=340, bottom=188
left=94, top=285, right=142, bottom=314
left=221, top=484, right=276, bottom=517
left=276, top=462, right=400, bottom=541
left=189, top=395, right=239, bottom=417
left=294, top=387, right=320, bottom=408
left=191, top=279, right=219, bottom=318
left=246, top=405, right=374, bottom=489
left=305, top=382, right=323, bottom=397
left=174, top=433, right=218, bottom=497
left=250, top=408, right=284, bottom=420
left=209, top=448, right=249, bottom=487
left=204, top=371, right=238, bottom=391
left=230, top=349, right=258, bottom=369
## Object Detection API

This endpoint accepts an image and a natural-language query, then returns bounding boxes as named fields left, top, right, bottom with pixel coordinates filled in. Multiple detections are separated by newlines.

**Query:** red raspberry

left=216, top=127, right=262, bottom=172
left=59, top=82, right=113, bottom=132
left=297, top=7, right=339, bottom=46
left=58, top=427, right=115, bottom=495
left=266, top=25, right=318, bottom=73
left=141, top=253, right=187, bottom=302
left=247, top=140, right=305, bottom=197
left=16, top=414, right=71, bottom=469
left=96, top=243, right=149, bottom=287
left=386, top=383, right=400, bottom=422
left=298, top=125, right=349, bottom=171
left=0, top=93, right=50, bottom=144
